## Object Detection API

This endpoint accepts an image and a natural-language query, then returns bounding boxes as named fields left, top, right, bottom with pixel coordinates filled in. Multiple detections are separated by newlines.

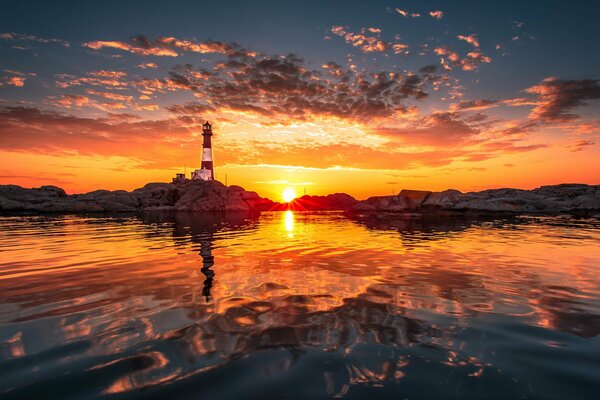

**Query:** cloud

left=330, top=26, right=390, bottom=53
left=0, top=101, right=550, bottom=173
left=48, top=94, right=90, bottom=108
left=0, top=106, right=200, bottom=168
left=457, top=34, right=480, bottom=48
left=429, top=11, right=444, bottom=19
left=168, top=53, right=436, bottom=121
left=137, top=62, right=158, bottom=69
left=524, top=77, right=600, bottom=122
left=83, top=35, right=254, bottom=58
left=0, top=106, right=454, bottom=171
left=395, top=9, right=420, bottom=18
left=373, top=112, right=480, bottom=147
left=55, top=71, right=129, bottom=89
left=0, top=32, right=69, bottom=47
left=392, top=43, right=409, bottom=55
left=83, top=39, right=178, bottom=56
left=6, top=76, right=26, bottom=87
left=85, top=89, right=133, bottom=102
left=89, top=70, right=127, bottom=78
left=567, top=140, right=595, bottom=152
left=450, top=99, right=500, bottom=111
left=435, top=47, right=491, bottom=71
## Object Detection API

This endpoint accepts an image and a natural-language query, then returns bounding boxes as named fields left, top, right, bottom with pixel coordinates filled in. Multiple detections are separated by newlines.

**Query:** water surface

left=1, top=211, right=599, bottom=399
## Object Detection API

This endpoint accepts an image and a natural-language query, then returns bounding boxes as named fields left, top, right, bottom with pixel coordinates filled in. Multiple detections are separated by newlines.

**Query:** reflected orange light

left=284, top=210, right=294, bottom=235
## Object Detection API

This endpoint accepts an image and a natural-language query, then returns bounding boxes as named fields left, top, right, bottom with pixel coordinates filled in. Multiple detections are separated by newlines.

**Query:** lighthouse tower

left=191, top=121, right=214, bottom=181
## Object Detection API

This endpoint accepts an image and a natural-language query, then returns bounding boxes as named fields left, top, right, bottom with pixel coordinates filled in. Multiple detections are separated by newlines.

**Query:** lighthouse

left=191, top=121, right=214, bottom=181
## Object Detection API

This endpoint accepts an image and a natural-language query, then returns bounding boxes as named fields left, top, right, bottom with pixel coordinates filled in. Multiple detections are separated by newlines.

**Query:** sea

left=1, top=211, right=599, bottom=399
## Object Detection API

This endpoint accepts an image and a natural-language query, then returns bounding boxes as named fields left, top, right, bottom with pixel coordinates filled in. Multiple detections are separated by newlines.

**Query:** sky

left=1, top=0, right=599, bottom=200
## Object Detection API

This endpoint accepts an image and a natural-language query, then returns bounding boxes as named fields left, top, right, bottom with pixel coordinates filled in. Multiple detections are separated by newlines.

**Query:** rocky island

left=0, top=181, right=599, bottom=217
left=0, top=180, right=273, bottom=214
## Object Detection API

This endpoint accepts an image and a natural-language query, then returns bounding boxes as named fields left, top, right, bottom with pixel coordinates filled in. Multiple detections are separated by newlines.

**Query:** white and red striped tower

left=192, top=121, right=215, bottom=180
left=201, top=121, right=214, bottom=180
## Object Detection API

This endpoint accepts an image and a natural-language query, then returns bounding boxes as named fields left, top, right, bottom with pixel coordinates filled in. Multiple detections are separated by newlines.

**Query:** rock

left=1, top=182, right=598, bottom=216
left=398, top=190, right=432, bottom=210
left=352, top=184, right=600, bottom=215
left=352, top=202, right=376, bottom=211
left=241, top=191, right=260, bottom=201
left=224, top=198, right=251, bottom=212
left=133, top=182, right=177, bottom=208
left=422, top=189, right=463, bottom=208
left=268, top=192, right=359, bottom=211
left=38, top=185, right=67, bottom=198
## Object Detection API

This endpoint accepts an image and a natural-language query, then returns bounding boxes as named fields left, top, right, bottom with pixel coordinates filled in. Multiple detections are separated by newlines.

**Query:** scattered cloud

left=48, top=94, right=90, bottom=108
left=429, top=11, right=444, bottom=20
left=395, top=9, right=421, bottom=18
left=331, top=26, right=390, bottom=53
left=435, top=47, right=491, bottom=71
left=457, top=34, right=480, bottom=48
left=55, top=71, right=129, bottom=89
left=450, top=99, right=500, bottom=111
left=525, top=78, right=600, bottom=122
left=137, top=62, right=158, bottom=69
left=85, top=89, right=133, bottom=102
left=163, top=53, right=438, bottom=122
left=0, top=106, right=199, bottom=169
left=83, top=35, right=255, bottom=58
left=6, top=76, right=26, bottom=87
left=567, top=140, right=595, bottom=152
left=0, top=32, right=70, bottom=47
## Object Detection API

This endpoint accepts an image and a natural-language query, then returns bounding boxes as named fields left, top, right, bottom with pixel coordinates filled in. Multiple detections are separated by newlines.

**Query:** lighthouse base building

left=191, top=168, right=212, bottom=180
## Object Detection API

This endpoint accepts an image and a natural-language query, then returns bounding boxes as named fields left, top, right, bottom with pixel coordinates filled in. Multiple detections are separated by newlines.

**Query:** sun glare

left=282, top=188, right=297, bottom=203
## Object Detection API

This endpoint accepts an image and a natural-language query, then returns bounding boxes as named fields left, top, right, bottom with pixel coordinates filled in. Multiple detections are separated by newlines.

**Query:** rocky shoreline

left=353, top=184, right=600, bottom=216
left=0, top=180, right=274, bottom=214
left=0, top=181, right=599, bottom=216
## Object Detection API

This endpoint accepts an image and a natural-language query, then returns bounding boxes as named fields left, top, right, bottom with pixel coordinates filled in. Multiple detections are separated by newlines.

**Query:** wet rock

left=133, top=182, right=178, bottom=208
left=397, top=190, right=432, bottom=210
left=422, top=189, right=463, bottom=208
left=352, top=184, right=600, bottom=215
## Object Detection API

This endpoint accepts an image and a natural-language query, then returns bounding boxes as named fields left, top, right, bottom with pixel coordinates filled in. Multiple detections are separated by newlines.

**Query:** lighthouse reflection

left=140, top=211, right=260, bottom=303
left=199, top=235, right=215, bottom=302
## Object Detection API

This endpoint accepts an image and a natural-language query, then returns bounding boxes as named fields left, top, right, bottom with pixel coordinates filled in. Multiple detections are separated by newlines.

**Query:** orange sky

left=1, top=112, right=598, bottom=201
left=1, top=4, right=599, bottom=200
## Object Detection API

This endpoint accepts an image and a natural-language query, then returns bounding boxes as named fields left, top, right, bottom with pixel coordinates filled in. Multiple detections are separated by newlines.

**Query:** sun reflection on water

left=284, top=210, right=294, bottom=236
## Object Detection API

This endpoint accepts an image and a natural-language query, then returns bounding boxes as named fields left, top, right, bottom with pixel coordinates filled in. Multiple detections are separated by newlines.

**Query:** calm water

left=1, top=212, right=600, bottom=399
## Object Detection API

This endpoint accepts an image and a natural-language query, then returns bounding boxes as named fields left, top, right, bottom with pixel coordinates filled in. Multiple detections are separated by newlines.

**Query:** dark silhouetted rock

left=1, top=182, right=599, bottom=215
left=352, top=184, right=600, bottom=215
left=0, top=180, right=273, bottom=214
left=269, top=193, right=359, bottom=211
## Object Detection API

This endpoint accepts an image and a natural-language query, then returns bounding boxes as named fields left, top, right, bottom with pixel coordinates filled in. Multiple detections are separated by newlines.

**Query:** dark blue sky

left=2, top=0, right=599, bottom=99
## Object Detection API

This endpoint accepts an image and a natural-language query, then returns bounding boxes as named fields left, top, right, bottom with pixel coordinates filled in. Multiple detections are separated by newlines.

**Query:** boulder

left=224, top=197, right=251, bottom=212
left=422, top=189, right=463, bottom=208
left=133, top=182, right=177, bottom=208
left=398, top=190, right=432, bottom=210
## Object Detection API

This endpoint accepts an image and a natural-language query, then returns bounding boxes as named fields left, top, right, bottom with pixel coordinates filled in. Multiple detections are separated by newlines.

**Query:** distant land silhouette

left=0, top=180, right=599, bottom=216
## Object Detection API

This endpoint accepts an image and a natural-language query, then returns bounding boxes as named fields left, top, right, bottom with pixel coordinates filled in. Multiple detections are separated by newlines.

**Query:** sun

left=282, top=188, right=297, bottom=203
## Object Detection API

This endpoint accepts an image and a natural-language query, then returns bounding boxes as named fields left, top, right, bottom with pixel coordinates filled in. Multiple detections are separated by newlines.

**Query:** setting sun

left=282, top=188, right=297, bottom=203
